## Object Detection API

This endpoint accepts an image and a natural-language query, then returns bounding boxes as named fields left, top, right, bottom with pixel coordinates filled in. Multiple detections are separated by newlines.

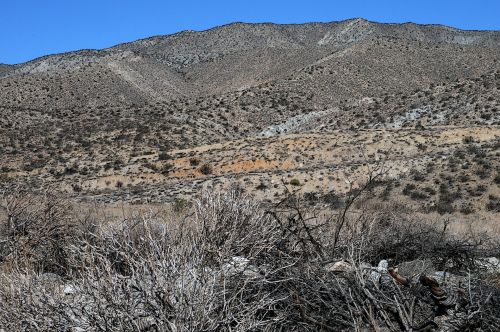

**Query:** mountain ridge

left=4, top=18, right=500, bottom=68
left=1, top=19, right=499, bottom=112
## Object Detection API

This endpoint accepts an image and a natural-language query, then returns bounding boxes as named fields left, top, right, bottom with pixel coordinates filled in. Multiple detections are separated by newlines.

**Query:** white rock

left=64, top=284, right=78, bottom=295
left=324, top=260, right=353, bottom=273
left=476, top=257, right=500, bottom=272
left=377, top=260, right=389, bottom=272
left=367, top=260, right=390, bottom=284
left=485, top=257, right=499, bottom=266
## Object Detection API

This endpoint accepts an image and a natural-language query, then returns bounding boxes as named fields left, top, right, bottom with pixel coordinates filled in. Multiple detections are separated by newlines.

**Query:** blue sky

left=1, top=0, right=499, bottom=64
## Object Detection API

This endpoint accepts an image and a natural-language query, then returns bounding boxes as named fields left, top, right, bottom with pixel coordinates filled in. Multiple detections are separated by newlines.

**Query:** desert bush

left=0, top=188, right=498, bottom=331
left=460, top=202, right=475, bottom=215
left=0, top=192, right=78, bottom=275
left=199, top=163, right=212, bottom=175
left=172, top=197, right=190, bottom=213
left=161, top=163, right=174, bottom=174
left=189, top=158, right=200, bottom=166
left=158, top=152, right=171, bottom=161
left=486, top=195, right=500, bottom=212
left=410, top=189, right=428, bottom=200
left=322, top=191, right=344, bottom=208
left=411, top=170, right=426, bottom=181
left=463, top=136, right=475, bottom=144
left=435, top=198, right=455, bottom=214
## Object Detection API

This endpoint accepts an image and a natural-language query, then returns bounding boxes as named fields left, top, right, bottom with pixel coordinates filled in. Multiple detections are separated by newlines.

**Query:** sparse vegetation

left=199, top=164, right=213, bottom=175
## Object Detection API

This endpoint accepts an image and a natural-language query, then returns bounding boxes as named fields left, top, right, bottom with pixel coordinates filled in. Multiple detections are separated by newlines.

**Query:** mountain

left=0, top=64, right=13, bottom=77
left=1, top=19, right=499, bottom=216
left=1, top=19, right=499, bottom=110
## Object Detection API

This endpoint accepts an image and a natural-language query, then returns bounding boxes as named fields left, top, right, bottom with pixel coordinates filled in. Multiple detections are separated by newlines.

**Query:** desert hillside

left=1, top=19, right=499, bottom=217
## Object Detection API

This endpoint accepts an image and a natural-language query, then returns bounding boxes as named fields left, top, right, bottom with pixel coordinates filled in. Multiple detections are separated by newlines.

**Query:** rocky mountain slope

left=0, top=64, right=13, bottom=77
left=1, top=19, right=499, bottom=219
left=1, top=19, right=499, bottom=109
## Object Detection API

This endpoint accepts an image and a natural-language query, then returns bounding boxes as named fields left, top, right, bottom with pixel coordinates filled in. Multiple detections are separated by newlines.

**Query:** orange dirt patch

left=220, top=158, right=280, bottom=173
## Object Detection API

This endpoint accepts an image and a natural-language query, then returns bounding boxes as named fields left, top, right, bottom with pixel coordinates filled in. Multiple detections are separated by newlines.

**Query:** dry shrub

left=0, top=191, right=78, bottom=275
left=342, top=213, right=486, bottom=270
left=193, top=190, right=281, bottom=265
left=0, top=188, right=498, bottom=331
